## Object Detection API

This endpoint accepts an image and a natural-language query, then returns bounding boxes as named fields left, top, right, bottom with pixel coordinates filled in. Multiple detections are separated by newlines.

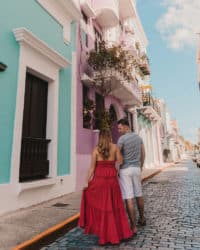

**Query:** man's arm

left=140, top=143, right=145, bottom=170
left=117, top=136, right=124, bottom=170
left=117, top=136, right=124, bottom=151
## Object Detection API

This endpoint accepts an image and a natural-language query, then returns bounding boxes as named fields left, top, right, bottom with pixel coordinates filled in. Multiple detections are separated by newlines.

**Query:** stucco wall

left=0, top=1, right=76, bottom=183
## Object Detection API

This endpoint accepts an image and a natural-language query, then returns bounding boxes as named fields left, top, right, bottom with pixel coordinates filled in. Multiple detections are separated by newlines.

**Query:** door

left=109, top=105, right=120, bottom=143
left=94, top=93, right=105, bottom=129
left=19, top=73, right=50, bottom=182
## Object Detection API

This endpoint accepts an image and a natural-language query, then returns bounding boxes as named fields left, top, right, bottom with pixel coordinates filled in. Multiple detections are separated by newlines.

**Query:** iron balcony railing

left=142, top=93, right=161, bottom=116
left=20, top=137, right=51, bottom=182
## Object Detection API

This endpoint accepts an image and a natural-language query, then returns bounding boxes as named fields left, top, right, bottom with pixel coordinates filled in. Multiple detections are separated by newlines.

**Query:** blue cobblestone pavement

left=41, top=160, right=200, bottom=250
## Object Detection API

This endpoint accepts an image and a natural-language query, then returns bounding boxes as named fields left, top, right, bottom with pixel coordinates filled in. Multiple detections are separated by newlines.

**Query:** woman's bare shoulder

left=110, top=143, right=118, bottom=150
left=93, top=146, right=98, bottom=153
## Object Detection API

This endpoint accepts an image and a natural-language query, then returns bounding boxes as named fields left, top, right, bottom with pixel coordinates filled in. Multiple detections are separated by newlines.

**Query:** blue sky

left=137, top=0, right=200, bottom=143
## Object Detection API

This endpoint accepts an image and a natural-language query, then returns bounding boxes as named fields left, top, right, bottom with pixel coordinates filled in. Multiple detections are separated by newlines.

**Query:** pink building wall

left=75, top=0, right=144, bottom=190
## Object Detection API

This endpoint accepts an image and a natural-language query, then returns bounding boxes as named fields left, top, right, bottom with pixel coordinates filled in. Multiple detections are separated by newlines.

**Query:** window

left=81, top=29, right=88, bottom=48
left=130, top=113, right=134, bottom=132
left=81, top=10, right=88, bottom=24
left=12, top=28, right=69, bottom=186
left=94, top=93, right=105, bottom=129
left=20, top=73, right=50, bottom=182
left=119, top=21, right=123, bottom=33
left=83, top=85, right=94, bottom=129
left=95, top=93, right=105, bottom=113
left=124, top=111, right=134, bottom=132
left=94, top=28, right=102, bottom=51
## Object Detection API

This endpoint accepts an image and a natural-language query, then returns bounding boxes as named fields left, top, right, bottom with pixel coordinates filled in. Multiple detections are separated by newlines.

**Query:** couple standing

left=79, top=118, right=146, bottom=245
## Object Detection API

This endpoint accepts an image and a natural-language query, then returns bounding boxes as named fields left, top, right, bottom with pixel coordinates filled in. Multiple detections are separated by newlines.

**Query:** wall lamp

left=0, top=62, right=7, bottom=72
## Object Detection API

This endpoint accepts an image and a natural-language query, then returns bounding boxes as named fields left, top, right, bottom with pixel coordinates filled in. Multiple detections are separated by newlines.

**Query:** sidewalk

left=0, top=163, right=173, bottom=250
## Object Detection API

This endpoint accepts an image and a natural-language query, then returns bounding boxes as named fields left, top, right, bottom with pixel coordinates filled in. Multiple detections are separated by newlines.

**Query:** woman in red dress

left=79, top=129, right=133, bottom=245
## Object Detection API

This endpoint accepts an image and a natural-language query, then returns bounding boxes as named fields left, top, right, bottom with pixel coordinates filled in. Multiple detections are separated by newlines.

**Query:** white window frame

left=11, top=28, right=70, bottom=190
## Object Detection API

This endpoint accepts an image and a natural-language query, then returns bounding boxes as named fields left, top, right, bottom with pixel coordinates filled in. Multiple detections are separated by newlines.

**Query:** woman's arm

left=86, top=149, right=97, bottom=183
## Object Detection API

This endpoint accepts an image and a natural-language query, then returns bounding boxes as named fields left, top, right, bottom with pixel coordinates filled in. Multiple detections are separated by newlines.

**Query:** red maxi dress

left=78, top=160, right=132, bottom=245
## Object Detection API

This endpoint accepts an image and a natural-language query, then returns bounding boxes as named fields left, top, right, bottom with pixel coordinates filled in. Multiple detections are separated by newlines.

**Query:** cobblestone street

left=42, top=160, right=200, bottom=250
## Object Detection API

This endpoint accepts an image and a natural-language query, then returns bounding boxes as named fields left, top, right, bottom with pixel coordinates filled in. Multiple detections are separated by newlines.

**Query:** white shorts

left=119, top=167, right=142, bottom=199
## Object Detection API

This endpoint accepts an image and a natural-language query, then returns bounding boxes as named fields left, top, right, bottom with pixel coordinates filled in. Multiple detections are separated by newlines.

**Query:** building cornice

left=13, top=28, right=70, bottom=69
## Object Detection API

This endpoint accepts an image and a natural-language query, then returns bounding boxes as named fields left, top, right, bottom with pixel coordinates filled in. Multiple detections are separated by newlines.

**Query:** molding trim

left=13, top=28, right=70, bottom=68
left=11, top=29, right=61, bottom=188
left=16, top=178, right=56, bottom=194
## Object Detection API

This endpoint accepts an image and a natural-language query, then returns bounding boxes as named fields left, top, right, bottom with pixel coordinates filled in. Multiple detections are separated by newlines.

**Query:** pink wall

left=92, top=0, right=118, bottom=11
left=75, top=13, right=126, bottom=190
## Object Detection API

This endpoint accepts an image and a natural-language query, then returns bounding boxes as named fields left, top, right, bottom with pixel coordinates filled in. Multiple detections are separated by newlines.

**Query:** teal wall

left=0, top=1, right=76, bottom=183
left=57, top=22, right=76, bottom=176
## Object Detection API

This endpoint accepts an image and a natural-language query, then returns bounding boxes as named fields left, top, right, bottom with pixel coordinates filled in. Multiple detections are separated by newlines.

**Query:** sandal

left=138, top=218, right=146, bottom=226
left=132, top=227, right=138, bottom=235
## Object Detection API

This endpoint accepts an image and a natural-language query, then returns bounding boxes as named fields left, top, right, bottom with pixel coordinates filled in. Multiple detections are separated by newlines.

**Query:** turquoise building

left=0, top=0, right=81, bottom=215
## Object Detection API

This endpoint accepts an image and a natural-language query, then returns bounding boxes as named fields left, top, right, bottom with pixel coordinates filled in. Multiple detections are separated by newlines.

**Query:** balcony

left=82, top=70, right=142, bottom=107
left=138, top=93, right=161, bottom=121
left=119, top=0, right=136, bottom=20
left=92, top=69, right=142, bottom=106
left=120, top=32, right=138, bottom=57
left=19, top=137, right=51, bottom=182
left=80, top=0, right=95, bottom=17
left=93, top=0, right=119, bottom=28
left=83, top=40, right=142, bottom=106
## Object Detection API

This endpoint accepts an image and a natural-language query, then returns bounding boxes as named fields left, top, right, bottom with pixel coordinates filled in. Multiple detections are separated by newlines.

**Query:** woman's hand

left=83, top=182, right=88, bottom=190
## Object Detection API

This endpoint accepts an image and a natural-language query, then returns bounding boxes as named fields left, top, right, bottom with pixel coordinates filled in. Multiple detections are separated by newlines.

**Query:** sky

left=137, top=0, right=200, bottom=144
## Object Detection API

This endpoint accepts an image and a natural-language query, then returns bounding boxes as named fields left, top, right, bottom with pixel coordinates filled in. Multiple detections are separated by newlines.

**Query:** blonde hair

left=97, top=129, right=112, bottom=159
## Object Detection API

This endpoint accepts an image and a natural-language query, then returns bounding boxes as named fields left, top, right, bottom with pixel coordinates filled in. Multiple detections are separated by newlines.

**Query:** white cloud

left=156, top=0, right=200, bottom=50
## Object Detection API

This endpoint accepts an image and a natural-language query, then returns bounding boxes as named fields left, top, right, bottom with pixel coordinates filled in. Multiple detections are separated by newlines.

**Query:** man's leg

left=119, top=168, right=137, bottom=231
left=125, top=198, right=136, bottom=230
left=136, top=196, right=146, bottom=225
left=133, top=168, right=146, bottom=225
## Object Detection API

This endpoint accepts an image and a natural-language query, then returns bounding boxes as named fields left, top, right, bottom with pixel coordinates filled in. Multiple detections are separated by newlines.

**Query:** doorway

left=19, top=73, right=51, bottom=182
left=109, top=105, right=120, bottom=143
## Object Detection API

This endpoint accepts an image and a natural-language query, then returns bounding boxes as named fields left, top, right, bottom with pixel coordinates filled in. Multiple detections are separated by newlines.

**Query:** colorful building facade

left=137, top=86, right=163, bottom=168
left=75, top=0, right=153, bottom=189
left=0, top=0, right=173, bottom=215
left=0, top=0, right=81, bottom=215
